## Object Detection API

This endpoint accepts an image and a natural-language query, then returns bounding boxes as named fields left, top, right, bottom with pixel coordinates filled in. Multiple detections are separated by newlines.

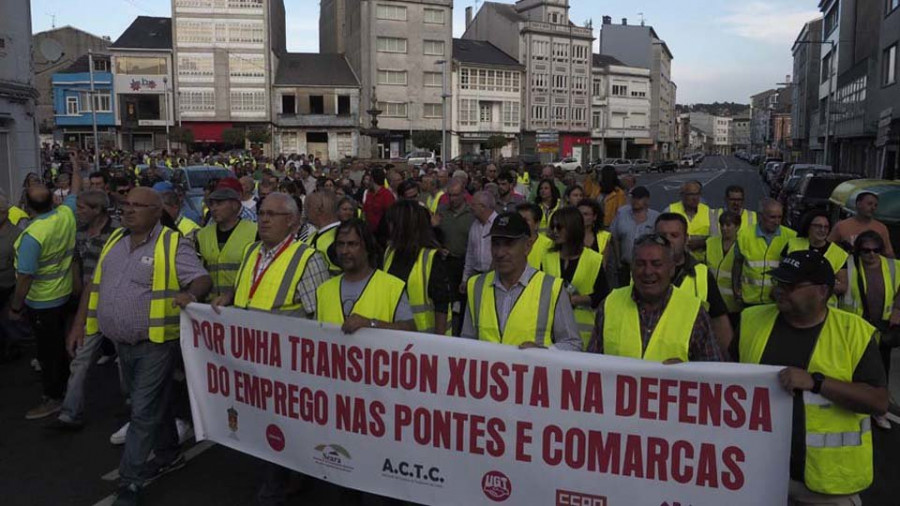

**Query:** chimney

left=466, top=7, right=473, bottom=30
left=602, top=15, right=611, bottom=25
left=621, top=18, right=627, bottom=26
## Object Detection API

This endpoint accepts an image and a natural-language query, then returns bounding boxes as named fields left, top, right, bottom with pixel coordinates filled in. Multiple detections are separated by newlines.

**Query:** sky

left=30, top=0, right=822, bottom=104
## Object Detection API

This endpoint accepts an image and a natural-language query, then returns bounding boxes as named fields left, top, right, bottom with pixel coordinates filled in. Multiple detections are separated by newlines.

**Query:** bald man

left=239, top=175, right=258, bottom=221
left=462, top=191, right=498, bottom=292
left=732, top=199, right=797, bottom=307
left=664, top=181, right=716, bottom=258
left=303, top=190, right=342, bottom=275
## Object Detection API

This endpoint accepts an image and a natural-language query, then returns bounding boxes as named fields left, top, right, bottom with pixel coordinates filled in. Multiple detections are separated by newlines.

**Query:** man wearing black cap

left=461, top=212, right=581, bottom=351
left=736, top=250, right=888, bottom=505
left=609, top=185, right=659, bottom=287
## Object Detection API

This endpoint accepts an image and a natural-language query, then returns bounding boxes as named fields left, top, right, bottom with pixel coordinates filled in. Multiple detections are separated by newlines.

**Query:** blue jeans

left=58, top=333, right=106, bottom=423
left=117, top=339, right=180, bottom=487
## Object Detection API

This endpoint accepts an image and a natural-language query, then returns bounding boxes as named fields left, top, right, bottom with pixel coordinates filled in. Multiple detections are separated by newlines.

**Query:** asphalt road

left=2, top=156, right=898, bottom=505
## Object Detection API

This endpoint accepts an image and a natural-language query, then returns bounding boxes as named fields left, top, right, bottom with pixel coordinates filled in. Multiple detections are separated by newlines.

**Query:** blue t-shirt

left=16, top=194, right=77, bottom=309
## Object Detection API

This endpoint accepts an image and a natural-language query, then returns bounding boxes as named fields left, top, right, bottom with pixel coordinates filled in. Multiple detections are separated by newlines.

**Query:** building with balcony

left=449, top=39, right=524, bottom=159
left=52, top=54, right=116, bottom=148
left=171, top=0, right=285, bottom=148
left=749, top=87, right=791, bottom=156
left=463, top=0, right=594, bottom=163
left=597, top=16, right=676, bottom=160
left=791, top=17, right=823, bottom=163
left=320, top=0, right=453, bottom=159
left=1, top=0, right=40, bottom=198
left=589, top=54, right=651, bottom=161
left=272, top=53, right=360, bottom=161
left=109, top=16, right=175, bottom=152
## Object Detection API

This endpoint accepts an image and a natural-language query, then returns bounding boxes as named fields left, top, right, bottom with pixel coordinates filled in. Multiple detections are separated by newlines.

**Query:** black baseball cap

left=767, top=250, right=835, bottom=287
left=486, top=212, right=530, bottom=239
left=630, top=186, right=650, bottom=199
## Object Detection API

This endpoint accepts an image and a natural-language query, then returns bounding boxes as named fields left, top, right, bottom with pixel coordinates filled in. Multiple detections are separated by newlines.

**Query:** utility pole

left=88, top=50, right=100, bottom=171
left=437, top=59, right=449, bottom=164
left=163, top=77, right=171, bottom=153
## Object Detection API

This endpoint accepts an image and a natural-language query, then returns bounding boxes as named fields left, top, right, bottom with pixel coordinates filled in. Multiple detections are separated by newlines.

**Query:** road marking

left=722, top=157, right=729, bottom=171
left=100, top=440, right=215, bottom=482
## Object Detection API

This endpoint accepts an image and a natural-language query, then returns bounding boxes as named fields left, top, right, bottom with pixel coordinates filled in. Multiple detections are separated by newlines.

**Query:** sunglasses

left=634, top=233, right=670, bottom=248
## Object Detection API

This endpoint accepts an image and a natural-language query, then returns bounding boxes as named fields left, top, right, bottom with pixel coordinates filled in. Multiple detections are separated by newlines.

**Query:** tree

left=247, top=128, right=271, bottom=146
left=484, top=135, right=509, bottom=161
left=222, top=128, right=246, bottom=148
left=411, top=130, right=442, bottom=154
left=169, top=126, right=194, bottom=148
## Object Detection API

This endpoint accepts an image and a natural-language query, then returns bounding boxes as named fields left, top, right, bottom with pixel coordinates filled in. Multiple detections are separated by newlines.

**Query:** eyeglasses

left=858, top=247, right=882, bottom=254
left=257, top=210, right=293, bottom=219
left=634, top=233, right=670, bottom=248
left=121, top=201, right=158, bottom=210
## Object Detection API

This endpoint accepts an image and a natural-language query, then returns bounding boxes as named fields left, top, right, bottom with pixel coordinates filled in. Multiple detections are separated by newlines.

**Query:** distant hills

left=676, top=102, right=750, bottom=118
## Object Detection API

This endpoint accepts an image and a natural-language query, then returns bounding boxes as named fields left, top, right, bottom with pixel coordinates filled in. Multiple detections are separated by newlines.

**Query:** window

left=227, top=0, right=264, bottom=10
left=460, top=99, right=477, bottom=126
left=553, top=74, right=567, bottom=90
left=66, top=96, right=78, bottom=115
left=889, top=0, right=900, bottom=14
left=378, top=102, right=408, bottom=118
left=824, top=5, right=838, bottom=35
left=230, top=89, right=266, bottom=114
left=377, top=69, right=408, bottom=85
left=281, top=94, right=296, bottom=114
left=532, top=40, right=549, bottom=60
left=573, top=107, right=586, bottom=122
left=553, top=42, right=569, bottom=60
left=424, top=8, right=444, bottom=24
left=93, top=59, right=109, bottom=72
left=376, top=4, right=407, bottom=21
left=480, top=103, right=493, bottom=123
left=553, top=106, right=568, bottom=121
left=79, top=92, right=112, bottom=112
left=572, top=45, right=589, bottom=63
left=176, top=19, right=213, bottom=45
left=179, top=88, right=215, bottom=113
left=424, top=40, right=445, bottom=56
left=612, top=84, right=628, bottom=96
left=822, top=51, right=833, bottom=83
left=338, top=95, right=350, bottom=116
left=532, top=105, right=547, bottom=121
left=460, top=69, right=470, bottom=89
left=572, top=76, right=586, bottom=94
left=376, top=37, right=407, bottom=53
left=229, top=54, right=265, bottom=83
left=592, top=79, right=602, bottom=96
left=884, top=44, right=897, bottom=86
left=502, top=101, right=519, bottom=127
left=592, top=111, right=602, bottom=129
left=631, top=90, right=646, bottom=98
left=177, top=53, right=214, bottom=81
left=424, top=103, right=443, bottom=118
left=116, top=57, right=168, bottom=75
left=532, top=73, right=548, bottom=90
left=309, top=95, right=324, bottom=114
left=424, top=72, right=442, bottom=87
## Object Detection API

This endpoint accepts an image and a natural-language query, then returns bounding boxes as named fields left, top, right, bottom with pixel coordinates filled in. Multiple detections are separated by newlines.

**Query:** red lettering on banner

left=232, top=370, right=328, bottom=424
left=468, top=414, right=485, bottom=455
left=393, top=405, right=506, bottom=457
left=561, top=371, right=604, bottom=414
left=447, top=357, right=466, bottom=397
left=530, top=366, right=549, bottom=407
left=679, top=380, right=698, bottom=423
left=749, top=387, right=773, bottom=432
left=564, top=428, right=586, bottom=469
left=724, top=385, right=747, bottom=428
left=639, top=377, right=659, bottom=420
left=229, top=326, right=281, bottom=367
left=671, top=440, right=694, bottom=483
left=489, top=362, right=510, bottom=402
left=192, top=319, right=225, bottom=355
left=616, top=375, right=637, bottom=416
left=645, top=437, right=669, bottom=481
left=698, top=383, right=722, bottom=427
left=207, top=363, right=230, bottom=395
left=658, top=379, right=677, bottom=420
left=721, top=446, right=746, bottom=490
left=512, top=363, right=529, bottom=404
left=695, top=443, right=719, bottom=489
left=336, top=395, right=384, bottom=436
left=622, top=434, right=644, bottom=478
left=587, top=430, right=620, bottom=474
left=543, top=424, right=563, bottom=465
left=515, top=422, right=532, bottom=462
left=486, top=418, right=506, bottom=458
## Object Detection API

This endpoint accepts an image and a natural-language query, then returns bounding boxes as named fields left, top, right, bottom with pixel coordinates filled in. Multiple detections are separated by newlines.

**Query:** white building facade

left=590, top=54, right=651, bottom=161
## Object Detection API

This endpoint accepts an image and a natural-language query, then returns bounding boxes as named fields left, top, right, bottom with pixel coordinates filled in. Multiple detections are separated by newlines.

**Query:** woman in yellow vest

left=704, top=210, right=741, bottom=325
left=576, top=198, right=612, bottom=266
left=337, top=196, right=360, bottom=223
left=784, top=210, right=849, bottom=300
left=540, top=207, right=609, bottom=348
left=383, top=201, right=451, bottom=335
left=533, top=178, right=561, bottom=234
left=316, top=219, right=416, bottom=333
left=516, top=202, right=554, bottom=269
left=564, top=185, right=585, bottom=207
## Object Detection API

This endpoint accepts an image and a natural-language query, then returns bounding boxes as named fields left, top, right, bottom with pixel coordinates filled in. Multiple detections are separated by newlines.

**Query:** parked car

left=829, top=179, right=900, bottom=254
left=763, top=162, right=783, bottom=184
left=785, top=173, right=857, bottom=228
left=650, top=160, right=678, bottom=173
left=405, top=151, right=437, bottom=168
left=606, top=159, right=633, bottom=174
left=680, top=155, right=696, bottom=168
left=499, top=154, right=542, bottom=178
left=552, top=157, right=583, bottom=173
left=749, top=154, right=762, bottom=165
left=171, top=165, right=234, bottom=216
left=451, top=152, right=491, bottom=171
left=630, top=159, right=652, bottom=172
left=772, top=164, right=832, bottom=199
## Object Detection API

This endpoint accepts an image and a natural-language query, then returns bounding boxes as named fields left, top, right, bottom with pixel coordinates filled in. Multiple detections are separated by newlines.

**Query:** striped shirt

left=75, top=216, right=118, bottom=284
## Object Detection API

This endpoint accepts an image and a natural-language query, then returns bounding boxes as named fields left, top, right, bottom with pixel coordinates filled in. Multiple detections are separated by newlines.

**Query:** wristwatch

left=811, top=372, right=825, bottom=394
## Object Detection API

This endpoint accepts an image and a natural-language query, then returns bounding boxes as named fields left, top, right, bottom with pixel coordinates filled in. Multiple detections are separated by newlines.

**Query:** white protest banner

left=181, top=305, right=792, bottom=506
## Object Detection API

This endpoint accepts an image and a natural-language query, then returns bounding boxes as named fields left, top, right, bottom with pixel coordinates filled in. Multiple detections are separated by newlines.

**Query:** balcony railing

left=276, top=113, right=358, bottom=128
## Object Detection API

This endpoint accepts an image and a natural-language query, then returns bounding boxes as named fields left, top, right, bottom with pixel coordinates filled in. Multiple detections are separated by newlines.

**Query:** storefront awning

left=184, top=122, right=233, bottom=143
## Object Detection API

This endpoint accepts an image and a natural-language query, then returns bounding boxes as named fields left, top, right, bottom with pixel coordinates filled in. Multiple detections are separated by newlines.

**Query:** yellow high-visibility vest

left=705, top=236, right=739, bottom=313
left=842, top=256, right=899, bottom=321
left=86, top=227, right=181, bottom=342
left=527, top=233, right=554, bottom=269
left=233, top=239, right=315, bottom=315
left=305, top=225, right=340, bottom=276
left=737, top=225, right=797, bottom=304
left=541, top=249, right=603, bottom=348
left=427, top=190, right=445, bottom=214
left=709, top=209, right=757, bottom=236
left=8, top=205, right=29, bottom=227
left=537, top=201, right=560, bottom=234
left=676, top=263, right=709, bottom=307
left=595, top=230, right=611, bottom=256
left=385, top=248, right=445, bottom=333
left=787, top=238, right=848, bottom=274
left=467, top=270, right=562, bottom=347
left=739, top=304, right=874, bottom=495
left=196, top=220, right=258, bottom=296
left=602, top=286, right=700, bottom=362
left=175, top=216, right=201, bottom=237
left=13, top=205, right=76, bottom=302
left=316, top=270, right=406, bottom=324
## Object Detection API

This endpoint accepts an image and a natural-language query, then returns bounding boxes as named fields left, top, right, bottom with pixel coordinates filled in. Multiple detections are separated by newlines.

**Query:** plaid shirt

left=75, top=216, right=119, bottom=284
left=588, top=286, right=725, bottom=361
left=254, top=235, right=330, bottom=318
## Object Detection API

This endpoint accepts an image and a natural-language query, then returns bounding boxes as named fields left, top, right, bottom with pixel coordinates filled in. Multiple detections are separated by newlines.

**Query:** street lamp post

left=87, top=50, right=100, bottom=171
left=163, top=76, right=171, bottom=153
left=436, top=59, right=449, bottom=164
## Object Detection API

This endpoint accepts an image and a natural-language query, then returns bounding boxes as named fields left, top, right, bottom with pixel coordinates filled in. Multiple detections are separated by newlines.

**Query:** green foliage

left=411, top=130, right=442, bottom=153
left=222, top=128, right=246, bottom=148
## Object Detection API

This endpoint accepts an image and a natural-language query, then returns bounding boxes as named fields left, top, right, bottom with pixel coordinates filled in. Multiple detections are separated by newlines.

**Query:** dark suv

left=785, top=173, right=856, bottom=228
left=499, top=154, right=543, bottom=178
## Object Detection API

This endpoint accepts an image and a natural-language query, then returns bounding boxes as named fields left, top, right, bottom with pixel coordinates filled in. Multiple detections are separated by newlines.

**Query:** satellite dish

left=39, top=39, right=64, bottom=63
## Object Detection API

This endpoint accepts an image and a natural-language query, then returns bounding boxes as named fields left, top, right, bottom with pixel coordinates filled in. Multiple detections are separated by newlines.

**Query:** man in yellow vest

left=737, top=250, right=888, bottom=505
left=588, top=233, right=725, bottom=362
left=656, top=213, right=733, bottom=354
left=516, top=202, right=554, bottom=270
left=461, top=212, right=581, bottom=351
left=710, top=185, right=757, bottom=236
left=10, top=169, right=80, bottom=420
left=732, top=199, right=797, bottom=307
left=196, top=179, right=258, bottom=298
left=156, top=185, right=200, bottom=239
left=421, top=174, right=444, bottom=215
left=303, top=190, right=342, bottom=275
left=66, top=187, right=211, bottom=506
left=664, top=180, right=714, bottom=258
left=316, top=219, right=415, bottom=333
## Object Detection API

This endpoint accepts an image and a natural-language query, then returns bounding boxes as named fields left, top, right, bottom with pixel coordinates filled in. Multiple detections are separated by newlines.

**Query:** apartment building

left=732, top=115, right=750, bottom=153
left=590, top=54, right=651, bottom=161
left=689, top=112, right=732, bottom=155
left=877, top=0, right=899, bottom=178
left=463, top=0, right=594, bottom=163
left=320, top=0, right=453, bottom=159
left=450, top=39, right=524, bottom=158
left=171, top=0, right=285, bottom=148
left=52, top=54, right=116, bottom=149
left=597, top=16, right=676, bottom=160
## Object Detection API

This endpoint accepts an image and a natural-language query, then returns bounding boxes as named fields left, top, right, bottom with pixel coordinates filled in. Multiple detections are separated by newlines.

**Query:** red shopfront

left=560, top=134, right=592, bottom=162
left=183, top=122, right=233, bottom=144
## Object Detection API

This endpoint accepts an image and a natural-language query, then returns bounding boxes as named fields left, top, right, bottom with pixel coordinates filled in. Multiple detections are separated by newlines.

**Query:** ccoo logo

left=481, top=470, right=512, bottom=502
